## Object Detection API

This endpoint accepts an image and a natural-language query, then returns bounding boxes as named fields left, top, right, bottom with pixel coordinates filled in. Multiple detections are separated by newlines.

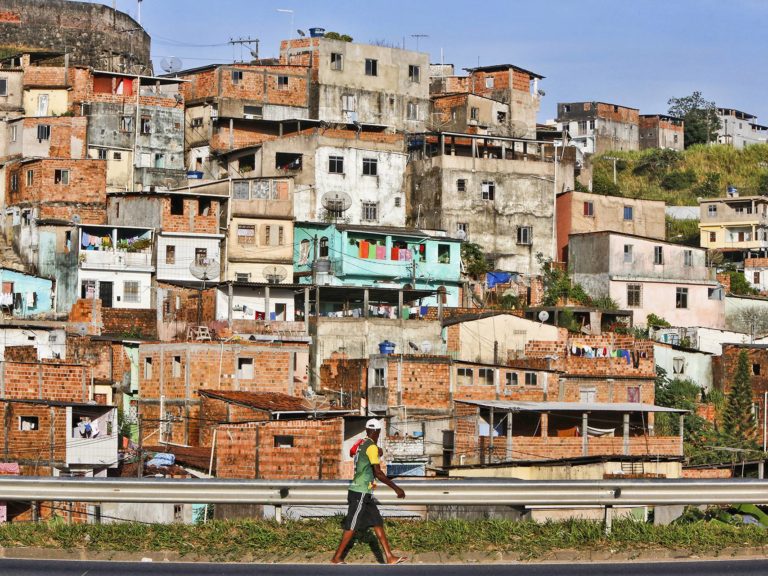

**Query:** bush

left=693, top=172, right=722, bottom=197
left=661, top=169, right=697, bottom=190
left=647, top=313, right=671, bottom=328
left=592, top=171, right=620, bottom=195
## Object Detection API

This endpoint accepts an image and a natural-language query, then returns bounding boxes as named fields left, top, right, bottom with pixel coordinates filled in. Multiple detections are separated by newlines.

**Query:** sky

left=91, top=0, right=767, bottom=123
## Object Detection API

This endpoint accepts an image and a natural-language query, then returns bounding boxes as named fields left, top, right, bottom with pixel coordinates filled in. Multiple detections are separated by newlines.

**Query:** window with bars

left=237, top=224, right=255, bottom=244
left=123, top=281, right=139, bottom=303
left=481, top=180, right=495, bottom=200
left=37, top=124, right=51, bottom=141
left=362, top=202, right=379, bottom=222
left=517, top=226, right=532, bottom=245
left=457, top=179, right=466, bottom=192
left=627, top=284, right=641, bottom=307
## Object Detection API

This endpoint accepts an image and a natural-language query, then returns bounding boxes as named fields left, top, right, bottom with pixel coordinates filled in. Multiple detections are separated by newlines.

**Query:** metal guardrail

left=0, top=477, right=767, bottom=507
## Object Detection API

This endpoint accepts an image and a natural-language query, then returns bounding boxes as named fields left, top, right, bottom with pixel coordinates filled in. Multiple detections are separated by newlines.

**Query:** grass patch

left=0, top=517, right=767, bottom=561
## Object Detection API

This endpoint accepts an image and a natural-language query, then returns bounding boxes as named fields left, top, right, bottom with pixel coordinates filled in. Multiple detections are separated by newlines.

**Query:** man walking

left=331, top=418, right=407, bottom=564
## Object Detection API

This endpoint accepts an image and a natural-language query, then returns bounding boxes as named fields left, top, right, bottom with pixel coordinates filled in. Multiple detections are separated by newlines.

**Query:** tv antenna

left=411, top=34, right=429, bottom=51
left=189, top=258, right=220, bottom=325
left=160, top=56, right=183, bottom=75
left=320, top=191, right=352, bottom=221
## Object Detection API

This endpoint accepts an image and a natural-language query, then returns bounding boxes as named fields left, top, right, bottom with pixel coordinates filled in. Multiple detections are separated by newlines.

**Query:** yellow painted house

left=699, top=195, right=768, bottom=256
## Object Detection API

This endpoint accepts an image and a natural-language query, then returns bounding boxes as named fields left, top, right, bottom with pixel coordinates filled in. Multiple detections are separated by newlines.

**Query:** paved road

left=0, top=559, right=766, bottom=575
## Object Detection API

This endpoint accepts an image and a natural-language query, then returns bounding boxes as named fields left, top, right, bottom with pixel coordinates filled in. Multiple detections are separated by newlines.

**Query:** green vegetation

left=721, top=265, right=759, bottom=296
left=646, top=313, right=671, bottom=328
left=667, top=91, right=720, bottom=148
left=665, top=216, right=700, bottom=246
left=536, top=253, right=590, bottom=308
left=1, top=517, right=767, bottom=561
left=323, top=32, right=353, bottom=42
left=461, top=242, right=490, bottom=279
left=590, top=144, right=768, bottom=206
left=722, top=350, right=758, bottom=445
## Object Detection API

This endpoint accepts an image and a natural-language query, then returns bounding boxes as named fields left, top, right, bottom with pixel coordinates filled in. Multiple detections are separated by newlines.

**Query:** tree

left=728, top=305, right=768, bottom=338
left=667, top=91, right=721, bottom=148
left=535, top=253, right=590, bottom=306
left=460, top=242, right=489, bottom=279
left=324, top=32, right=353, bottom=42
left=722, top=350, right=757, bottom=443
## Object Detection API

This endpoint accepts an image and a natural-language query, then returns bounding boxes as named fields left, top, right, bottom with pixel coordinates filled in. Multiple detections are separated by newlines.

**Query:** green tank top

left=349, top=438, right=376, bottom=494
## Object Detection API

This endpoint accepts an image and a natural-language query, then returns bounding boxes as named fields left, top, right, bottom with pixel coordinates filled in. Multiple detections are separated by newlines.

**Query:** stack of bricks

left=215, top=418, right=343, bottom=480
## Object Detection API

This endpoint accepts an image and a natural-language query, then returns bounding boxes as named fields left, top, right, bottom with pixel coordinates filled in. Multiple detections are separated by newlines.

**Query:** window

left=478, top=368, right=494, bottom=386
left=238, top=155, right=255, bottom=172
left=673, top=357, right=686, bottom=375
left=144, top=357, right=153, bottom=380
left=709, top=231, right=716, bottom=242
left=328, top=155, right=344, bottom=174
left=627, top=386, right=641, bottom=403
left=330, top=52, right=343, bottom=71
left=481, top=180, right=495, bottom=200
left=237, top=357, right=254, bottom=379
left=524, top=372, right=537, bottom=386
left=37, top=124, right=51, bottom=141
left=457, top=179, right=466, bottom=192
left=120, top=116, right=133, bottom=132
left=654, top=245, right=664, bottom=265
left=394, top=197, right=402, bottom=207
left=365, top=58, right=378, bottom=76
left=438, top=244, right=451, bottom=264
left=457, top=222, right=469, bottom=238
left=237, top=224, right=255, bottom=244
left=319, top=236, right=329, bottom=258
left=517, top=226, right=532, bottom=245
left=627, top=284, right=641, bottom=307
left=408, top=64, right=420, bottom=82
left=755, top=272, right=761, bottom=284
left=583, top=201, right=594, bottom=216
left=580, top=388, right=596, bottom=403
left=470, top=107, right=479, bottom=121
left=233, top=181, right=250, bottom=200
left=140, top=116, right=152, bottom=134
left=373, top=368, right=385, bottom=387
left=195, top=247, right=208, bottom=265
left=753, top=364, right=761, bottom=376
left=54, top=169, right=69, bottom=184
left=485, top=76, right=494, bottom=88
left=0, top=77, right=6, bottom=96
left=362, top=202, right=379, bottom=222
left=165, top=245, right=176, bottom=264
left=154, top=153, right=165, bottom=168
left=123, top=281, right=139, bottom=303
left=707, top=205, right=717, bottom=217
left=10, top=124, right=16, bottom=142
left=198, top=198, right=211, bottom=216
left=675, top=287, right=688, bottom=309
left=10, top=173, right=17, bottom=192
left=623, top=205, right=633, bottom=220
left=231, top=70, right=243, bottom=83
left=277, top=75, right=289, bottom=89
left=457, top=367, right=473, bottom=386
left=274, top=435, right=294, bottom=448
left=19, top=416, right=38, bottom=431
left=234, top=272, right=251, bottom=283
left=362, top=158, right=378, bottom=176
left=97, top=148, right=108, bottom=160
left=243, top=105, right=263, bottom=118
left=341, top=93, right=356, bottom=114
left=497, top=111, right=507, bottom=123
left=190, top=117, right=203, bottom=127
left=407, top=101, right=418, bottom=120
left=506, top=372, right=518, bottom=386
left=170, top=196, right=184, bottom=215
left=683, top=249, right=693, bottom=267
left=26, top=169, right=33, bottom=186
left=172, top=356, right=182, bottom=378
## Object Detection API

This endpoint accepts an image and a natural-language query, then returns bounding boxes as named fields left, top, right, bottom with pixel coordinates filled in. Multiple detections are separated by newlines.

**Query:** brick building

left=639, top=114, right=684, bottom=151
left=556, top=101, right=640, bottom=155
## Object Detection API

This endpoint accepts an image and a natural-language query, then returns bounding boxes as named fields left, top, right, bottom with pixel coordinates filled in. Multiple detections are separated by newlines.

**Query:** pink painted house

left=569, top=231, right=725, bottom=328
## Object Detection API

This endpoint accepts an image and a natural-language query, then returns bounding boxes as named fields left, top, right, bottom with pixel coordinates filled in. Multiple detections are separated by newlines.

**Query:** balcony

left=79, top=249, right=153, bottom=271
left=66, top=406, right=119, bottom=468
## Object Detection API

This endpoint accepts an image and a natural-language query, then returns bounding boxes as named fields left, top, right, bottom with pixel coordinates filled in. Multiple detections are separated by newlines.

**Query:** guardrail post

left=604, top=505, right=613, bottom=535
left=31, top=501, right=39, bottom=523
left=275, top=504, right=283, bottom=524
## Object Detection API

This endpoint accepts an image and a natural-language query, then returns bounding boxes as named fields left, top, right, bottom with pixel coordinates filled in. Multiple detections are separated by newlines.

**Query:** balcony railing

left=80, top=250, right=153, bottom=270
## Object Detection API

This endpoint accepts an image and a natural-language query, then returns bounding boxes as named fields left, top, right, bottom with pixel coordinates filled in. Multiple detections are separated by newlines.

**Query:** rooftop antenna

left=277, top=9, right=295, bottom=41
left=229, top=37, right=259, bottom=63
left=160, top=56, right=183, bottom=75
left=189, top=258, right=220, bottom=326
left=137, top=0, right=143, bottom=26
left=411, top=34, right=428, bottom=52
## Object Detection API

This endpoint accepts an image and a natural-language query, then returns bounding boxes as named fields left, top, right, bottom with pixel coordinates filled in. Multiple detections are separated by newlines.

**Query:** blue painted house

left=293, top=223, right=462, bottom=307
left=0, top=267, right=54, bottom=318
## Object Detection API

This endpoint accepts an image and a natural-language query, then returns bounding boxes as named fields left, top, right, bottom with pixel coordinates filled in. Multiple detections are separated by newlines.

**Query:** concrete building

left=569, top=231, right=725, bottom=328
left=699, top=195, right=768, bottom=259
left=0, top=267, right=53, bottom=318
left=280, top=37, right=430, bottom=132
left=293, top=222, right=462, bottom=307
left=653, top=342, right=713, bottom=392
left=430, top=63, right=544, bottom=139
left=556, top=101, right=640, bottom=155
left=407, top=133, right=574, bottom=274
left=431, top=93, right=512, bottom=136
left=555, top=190, right=666, bottom=263
left=716, top=108, right=768, bottom=149
left=0, top=322, right=67, bottom=360
left=639, top=114, right=684, bottom=151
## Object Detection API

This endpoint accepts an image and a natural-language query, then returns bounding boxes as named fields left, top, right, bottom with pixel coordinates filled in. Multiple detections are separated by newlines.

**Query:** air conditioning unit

left=243, top=114, right=255, bottom=120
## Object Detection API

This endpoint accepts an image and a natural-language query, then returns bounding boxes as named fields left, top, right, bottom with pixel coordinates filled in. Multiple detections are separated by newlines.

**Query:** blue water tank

left=309, top=27, right=326, bottom=38
left=379, top=340, right=396, bottom=355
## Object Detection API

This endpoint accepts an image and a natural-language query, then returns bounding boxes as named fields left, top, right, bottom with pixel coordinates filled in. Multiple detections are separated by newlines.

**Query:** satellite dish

left=538, top=310, right=550, bottom=323
left=71, top=214, right=81, bottom=224
left=455, top=228, right=467, bottom=240
left=263, top=265, right=288, bottom=284
left=420, top=340, right=432, bottom=354
left=297, top=29, right=306, bottom=37
left=509, top=120, right=529, bottom=138
left=189, top=258, right=220, bottom=283
left=76, top=325, right=88, bottom=336
left=321, top=191, right=352, bottom=217
left=160, top=56, right=183, bottom=74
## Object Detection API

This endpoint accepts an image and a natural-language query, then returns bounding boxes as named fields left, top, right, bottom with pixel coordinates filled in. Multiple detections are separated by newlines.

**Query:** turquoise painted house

left=0, top=267, right=54, bottom=318
left=293, top=223, right=462, bottom=307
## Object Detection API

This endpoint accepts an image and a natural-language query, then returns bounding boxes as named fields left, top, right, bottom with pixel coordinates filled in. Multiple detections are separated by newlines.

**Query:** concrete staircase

left=0, top=233, right=27, bottom=273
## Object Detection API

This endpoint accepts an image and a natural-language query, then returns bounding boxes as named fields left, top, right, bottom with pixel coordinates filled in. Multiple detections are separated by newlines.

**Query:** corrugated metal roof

left=198, top=390, right=312, bottom=412
left=456, top=400, right=686, bottom=413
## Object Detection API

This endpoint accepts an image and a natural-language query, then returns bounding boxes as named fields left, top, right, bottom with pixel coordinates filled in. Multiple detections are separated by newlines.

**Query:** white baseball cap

left=365, top=418, right=382, bottom=430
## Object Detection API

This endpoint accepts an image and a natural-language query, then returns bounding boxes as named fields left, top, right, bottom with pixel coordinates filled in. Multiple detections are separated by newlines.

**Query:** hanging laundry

left=25, top=292, right=35, bottom=308
left=359, top=241, right=370, bottom=259
left=81, top=232, right=90, bottom=248
left=376, top=245, right=386, bottom=259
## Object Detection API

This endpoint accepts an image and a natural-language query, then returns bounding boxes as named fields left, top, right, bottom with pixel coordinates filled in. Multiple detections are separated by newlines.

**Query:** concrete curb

left=0, top=545, right=766, bottom=564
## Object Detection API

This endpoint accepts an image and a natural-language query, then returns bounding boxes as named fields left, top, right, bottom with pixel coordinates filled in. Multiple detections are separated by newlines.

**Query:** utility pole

left=136, top=409, right=143, bottom=479
left=229, top=37, right=260, bottom=62
left=604, top=156, right=620, bottom=184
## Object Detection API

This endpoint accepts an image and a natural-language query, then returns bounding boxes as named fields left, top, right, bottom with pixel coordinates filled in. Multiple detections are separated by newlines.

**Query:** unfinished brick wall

left=138, top=341, right=308, bottom=446
left=101, top=307, right=158, bottom=339
left=4, top=346, right=37, bottom=362
left=215, top=417, right=343, bottom=480
left=0, top=403, right=68, bottom=466
left=595, top=103, right=639, bottom=124
left=387, top=357, right=452, bottom=411
left=20, top=116, right=88, bottom=159
left=7, top=158, right=105, bottom=206
left=160, top=196, right=220, bottom=234
left=210, top=123, right=278, bottom=153
left=452, top=402, right=479, bottom=463
left=38, top=202, right=106, bottom=224
left=319, top=357, right=367, bottom=410
left=1, top=360, right=87, bottom=402
left=198, top=395, right=271, bottom=447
